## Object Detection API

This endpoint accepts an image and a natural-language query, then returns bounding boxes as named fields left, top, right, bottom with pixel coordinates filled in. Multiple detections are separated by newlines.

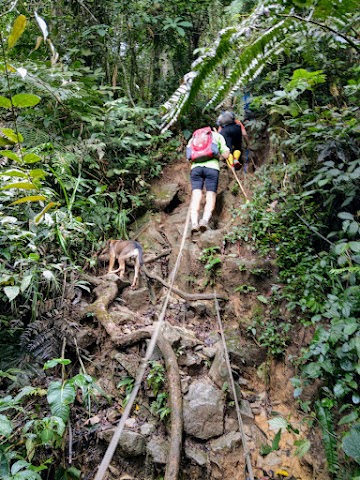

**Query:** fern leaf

left=316, top=401, right=339, bottom=474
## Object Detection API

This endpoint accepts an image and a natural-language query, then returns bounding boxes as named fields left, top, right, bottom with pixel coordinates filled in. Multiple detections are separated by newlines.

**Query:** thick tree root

left=142, top=265, right=227, bottom=301
left=156, top=334, right=182, bottom=480
left=80, top=275, right=136, bottom=337
left=114, top=328, right=182, bottom=480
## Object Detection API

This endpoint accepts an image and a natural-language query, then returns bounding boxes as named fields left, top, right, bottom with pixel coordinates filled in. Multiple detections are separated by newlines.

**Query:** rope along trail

left=94, top=206, right=255, bottom=480
left=214, top=292, right=255, bottom=480
left=94, top=208, right=191, bottom=480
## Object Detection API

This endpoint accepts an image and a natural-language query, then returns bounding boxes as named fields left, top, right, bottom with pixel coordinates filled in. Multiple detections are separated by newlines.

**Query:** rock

left=256, top=451, right=282, bottom=469
left=189, top=301, right=210, bottom=317
left=202, top=346, right=217, bottom=358
left=209, top=344, right=229, bottom=389
left=181, top=375, right=191, bottom=394
left=183, top=379, right=225, bottom=439
left=98, top=429, right=145, bottom=457
left=178, top=351, right=200, bottom=366
left=210, top=431, right=242, bottom=452
left=122, top=287, right=149, bottom=311
left=162, top=323, right=199, bottom=347
left=140, top=422, right=156, bottom=437
left=196, top=229, right=224, bottom=250
left=225, top=417, right=239, bottom=433
left=125, top=418, right=137, bottom=429
left=113, top=352, right=141, bottom=378
left=184, top=439, right=209, bottom=466
left=208, top=343, right=243, bottom=402
left=146, top=436, right=169, bottom=464
left=150, top=182, right=180, bottom=211
left=225, top=333, right=267, bottom=367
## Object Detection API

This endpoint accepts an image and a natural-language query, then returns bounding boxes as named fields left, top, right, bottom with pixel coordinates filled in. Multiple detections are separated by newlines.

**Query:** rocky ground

left=72, top=157, right=330, bottom=480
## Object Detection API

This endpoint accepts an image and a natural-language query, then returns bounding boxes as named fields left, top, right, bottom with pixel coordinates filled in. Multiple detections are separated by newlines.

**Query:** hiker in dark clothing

left=217, top=111, right=249, bottom=170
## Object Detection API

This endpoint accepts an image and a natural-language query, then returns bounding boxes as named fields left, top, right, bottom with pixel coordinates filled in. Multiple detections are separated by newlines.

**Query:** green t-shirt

left=189, top=130, right=229, bottom=171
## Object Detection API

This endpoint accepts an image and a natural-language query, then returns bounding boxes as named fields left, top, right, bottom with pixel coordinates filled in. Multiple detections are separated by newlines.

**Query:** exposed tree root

left=80, top=273, right=183, bottom=480
left=80, top=275, right=132, bottom=337
left=157, top=334, right=183, bottom=480
left=142, top=265, right=227, bottom=301
left=113, top=328, right=182, bottom=480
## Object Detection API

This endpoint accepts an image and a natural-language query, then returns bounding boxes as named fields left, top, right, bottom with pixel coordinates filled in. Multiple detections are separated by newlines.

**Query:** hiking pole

left=226, top=157, right=249, bottom=201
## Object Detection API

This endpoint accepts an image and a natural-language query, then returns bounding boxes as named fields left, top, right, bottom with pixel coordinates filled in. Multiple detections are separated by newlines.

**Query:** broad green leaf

left=272, top=429, right=282, bottom=450
left=0, top=169, right=27, bottom=178
left=0, top=129, right=23, bottom=143
left=34, top=202, right=57, bottom=224
left=30, top=169, right=47, bottom=179
left=342, top=424, right=360, bottom=463
left=0, top=137, right=10, bottom=146
left=349, top=242, right=360, bottom=253
left=0, top=150, right=21, bottom=162
left=294, top=438, right=311, bottom=458
left=334, top=383, right=345, bottom=397
left=23, top=153, right=41, bottom=164
left=1, top=181, right=36, bottom=191
left=0, top=414, right=13, bottom=438
left=13, top=470, right=42, bottom=479
left=257, top=295, right=268, bottom=304
left=303, top=362, right=322, bottom=378
left=339, top=411, right=358, bottom=425
left=11, top=195, right=46, bottom=205
left=348, top=222, right=359, bottom=236
left=40, top=428, right=55, bottom=445
left=0, top=96, right=12, bottom=109
left=43, top=358, right=71, bottom=370
left=8, top=15, right=27, bottom=49
left=11, top=460, right=29, bottom=475
left=268, top=417, right=288, bottom=431
left=25, top=436, right=35, bottom=462
left=4, top=286, right=20, bottom=301
left=334, top=242, right=348, bottom=255
left=20, top=274, right=33, bottom=293
left=47, top=381, right=76, bottom=422
left=338, top=212, right=354, bottom=220
left=11, top=94, right=41, bottom=108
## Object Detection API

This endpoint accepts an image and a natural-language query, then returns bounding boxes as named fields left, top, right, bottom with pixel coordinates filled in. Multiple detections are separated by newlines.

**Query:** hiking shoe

left=191, top=224, right=200, bottom=234
left=199, top=219, right=208, bottom=232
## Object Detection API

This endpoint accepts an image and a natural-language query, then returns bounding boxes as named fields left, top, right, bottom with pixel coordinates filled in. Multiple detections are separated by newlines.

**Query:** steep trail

left=83, top=156, right=330, bottom=480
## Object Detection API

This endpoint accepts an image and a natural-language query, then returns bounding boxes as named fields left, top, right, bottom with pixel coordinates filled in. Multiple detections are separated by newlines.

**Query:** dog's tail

left=134, top=241, right=144, bottom=266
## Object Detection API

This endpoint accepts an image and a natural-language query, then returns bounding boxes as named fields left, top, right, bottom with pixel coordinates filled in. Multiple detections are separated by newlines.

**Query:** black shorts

left=190, top=166, right=219, bottom=192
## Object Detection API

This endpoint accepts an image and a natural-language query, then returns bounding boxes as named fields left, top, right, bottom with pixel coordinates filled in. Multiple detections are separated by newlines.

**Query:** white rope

left=94, top=207, right=191, bottom=480
left=213, top=292, right=255, bottom=480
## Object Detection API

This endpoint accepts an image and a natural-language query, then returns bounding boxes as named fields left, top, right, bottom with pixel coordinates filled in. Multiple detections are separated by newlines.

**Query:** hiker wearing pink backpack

left=186, top=126, right=230, bottom=234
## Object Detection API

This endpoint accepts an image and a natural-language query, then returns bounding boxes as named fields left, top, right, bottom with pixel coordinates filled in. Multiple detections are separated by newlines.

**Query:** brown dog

left=99, top=240, right=143, bottom=289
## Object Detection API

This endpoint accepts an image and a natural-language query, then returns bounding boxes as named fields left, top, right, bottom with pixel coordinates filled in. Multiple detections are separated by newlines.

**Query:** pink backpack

left=186, top=127, right=219, bottom=162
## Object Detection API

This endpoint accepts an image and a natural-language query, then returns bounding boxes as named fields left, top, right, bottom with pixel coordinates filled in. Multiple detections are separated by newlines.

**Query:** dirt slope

left=77, top=156, right=329, bottom=480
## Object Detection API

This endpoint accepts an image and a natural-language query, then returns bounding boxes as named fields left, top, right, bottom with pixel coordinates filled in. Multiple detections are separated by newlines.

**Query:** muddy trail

left=60, top=157, right=329, bottom=480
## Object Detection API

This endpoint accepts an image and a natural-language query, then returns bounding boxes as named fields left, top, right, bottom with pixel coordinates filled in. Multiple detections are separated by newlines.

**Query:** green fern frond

left=210, top=21, right=294, bottom=109
left=160, top=0, right=359, bottom=132
left=329, top=266, right=360, bottom=275
left=316, top=401, right=339, bottom=474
